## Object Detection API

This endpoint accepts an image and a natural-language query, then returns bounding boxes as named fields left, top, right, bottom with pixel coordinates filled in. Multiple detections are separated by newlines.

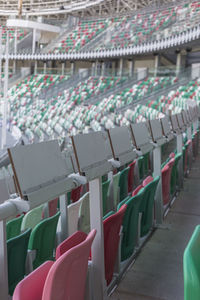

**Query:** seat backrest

left=170, top=153, right=182, bottom=195
left=103, top=204, right=127, bottom=285
left=28, top=211, right=60, bottom=269
left=161, top=164, right=170, bottom=205
left=184, top=225, right=200, bottom=300
left=48, top=198, right=58, bottom=217
left=118, top=167, right=130, bottom=202
left=6, top=214, right=24, bottom=240
left=21, top=205, right=44, bottom=231
left=118, top=189, right=144, bottom=261
left=13, top=261, right=54, bottom=300
left=68, top=196, right=84, bottom=236
left=56, top=231, right=88, bottom=259
left=71, top=185, right=83, bottom=203
left=132, top=184, right=143, bottom=196
left=78, top=192, right=90, bottom=234
left=140, top=176, right=159, bottom=237
left=142, top=175, right=153, bottom=187
left=128, top=160, right=136, bottom=193
left=112, top=172, right=120, bottom=209
left=42, top=229, right=96, bottom=300
left=102, top=179, right=110, bottom=216
left=7, top=228, right=31, bottom=295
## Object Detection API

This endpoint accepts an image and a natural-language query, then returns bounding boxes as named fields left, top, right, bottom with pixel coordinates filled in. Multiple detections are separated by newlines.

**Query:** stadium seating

left=6, top=214, right=23, bottom=240
left=7, top=228, right=31, bottom=295
left=13, top=229, right=96, bottom=300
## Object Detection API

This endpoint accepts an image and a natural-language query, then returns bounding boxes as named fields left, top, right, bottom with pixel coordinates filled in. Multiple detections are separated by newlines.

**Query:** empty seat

left=7, top=228, right=31, bottom=295
left=28, top=211, right=60, bottom=269
left=102, top=179, right=110, bottom=216
left=139, top=176, right=159, bottom=237
left=170, top=153, right=182, bottom=196
left=6, top=214, right=24, bottom=240
left=78, top=192, right=90, bottom=234
left=67, top=195, right=84, bottom=236
left=21, top=205, right=44, bottom=231
left=162, top=158, right=174, bottom=206
left=183, top=225, right=200, bottom=300
left=103, top=204, right=127, bottom=285
left=118, top=189, right=144, bottom=261
left=13, top=229, right=96, bottom=300
left=118, top=167, right=130, bottom=202
left=128, top=160, right=136, bottom=193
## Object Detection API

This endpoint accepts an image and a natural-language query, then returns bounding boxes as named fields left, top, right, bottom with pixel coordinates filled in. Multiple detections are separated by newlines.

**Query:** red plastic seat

left=13, top=229, right=96, bottom=300
left=103, top=204, right=127, bottom=285
left=71, top=185, right=83, bottom=203
left=162, top=158, right=174, bottom=205
left=132, top=184, right=143, bottom=196
left=128, top=161, right=136, bottom=193
left=143, top=176, right=153, bottom=187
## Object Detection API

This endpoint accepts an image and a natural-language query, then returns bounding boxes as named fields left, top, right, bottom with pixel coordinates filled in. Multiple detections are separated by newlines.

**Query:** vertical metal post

left=32, top=28, right=36, bottom=53
left=43, top=61, right=47, bottom=74
left=89, top=177, right=107, bottom=300
left=118, top=58, right=123, bottom=77
left=101, top=61, right=105, bottom=76
left=154, top=54, right=159, bottom=77
left=70, top=61, right=75, bottom=75
left=153, top=146, right=163, bottom=224
left=61, top=62, right=65, bottom=75
left=34, top=60, right=37, bottom=75
left=0, top=220, right=9, bottom=300
left=1, top=31, right=9, bottom=150
left=176, top=51, right=181, bottom=76
left=59, top=194, right=69, bottom=242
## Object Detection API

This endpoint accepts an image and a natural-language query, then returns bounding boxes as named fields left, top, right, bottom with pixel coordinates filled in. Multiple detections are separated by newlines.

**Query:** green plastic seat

left=78, top=192, right=90, bottom=234
left=118, top=167, right=130, bottom=202
left=118, top=189, right=144, bottom=261
left=112, top=172, right=120, bottom=209
left=102, top=179, right=110, bottom=216
left=28, top=211, right=60, bottom=269
left=138, top=156, right=145, bottom=180
left=170, top=153, right=182, bottom=196
left=6, top=214, right=23, bottom=240
left=140, top=176, right=159, bottom=237
left=184, top=225, right=200, bottom=300
left=21, top=204, right=44, bottom=231
left=7, top=228, right=31, bottom=295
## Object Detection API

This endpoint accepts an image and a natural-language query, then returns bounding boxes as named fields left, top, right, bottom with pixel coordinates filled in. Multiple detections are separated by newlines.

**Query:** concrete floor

left=110, top=155, right=200, bottom=300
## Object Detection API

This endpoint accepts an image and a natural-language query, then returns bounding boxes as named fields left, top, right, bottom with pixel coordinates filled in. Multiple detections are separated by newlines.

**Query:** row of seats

left=0, top=26, right=28, bottom=45
left=9, top=76, right=176, bottom=142
left=50, top=1, right=200, bottom=53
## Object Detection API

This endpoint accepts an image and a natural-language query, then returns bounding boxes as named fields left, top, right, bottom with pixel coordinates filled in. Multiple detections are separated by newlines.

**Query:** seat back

left=170, top=153, right=182, bottom=195
left=67, top=196, right=84, bottom=236
left=118, top=167, right=130, bottom=202
left=78, top=192, right=90, bottom=234
left=56, top=231, right=88, bottom=259
left=162, top=158, right=174, bottom=205
left=112, top=172, right=120, bottom=209
left=102, top=179, right=110, bottom=216
left=6, top=214, right=24, bottom=240
left=28, top=211, right=60, bottom=269
left=71, top=185, right=83, bottom=203
left=128, top=161, right=136, bottom=193
left=42, top=229, right=96, bottom=300
left=103, top=204, right=127, bottom=285
left=118, top=189, right=144, bottom=261
left=7, top=228, right=31, bottom=295
left=21, top=205, right=44, bottom=231
left=140, top=176, right=159, bottom=237
left=48, top=198, right=58, bottom=217
left=184, top=225, right=200, bottom=300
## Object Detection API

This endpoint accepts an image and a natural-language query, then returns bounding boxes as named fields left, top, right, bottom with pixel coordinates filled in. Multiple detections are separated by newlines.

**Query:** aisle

left=110, top=155, right=200, bottom=300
